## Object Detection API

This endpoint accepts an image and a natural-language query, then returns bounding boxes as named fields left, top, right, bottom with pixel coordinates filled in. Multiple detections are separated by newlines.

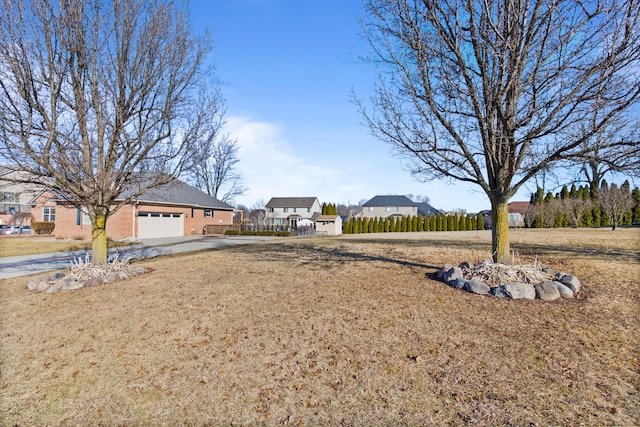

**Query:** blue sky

left=190, top=0, right=533, bottom=212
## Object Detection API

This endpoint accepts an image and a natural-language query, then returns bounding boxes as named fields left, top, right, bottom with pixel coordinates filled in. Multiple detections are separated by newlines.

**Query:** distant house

left=480, top=202, right=531, bottom=229
left=362, top=195, right=439, bottom=218
left=416, top=202, right=442, bottom=217
left=362, top=195, right=417, bottom=218
left=315, top=215, right=342, bottom=236
left=30, top=177, right=234, bottom=240
left=0, top=167, right=44, bottom=226
left=265, top=197, right=322, bottom=228
left=508, top=202, right=531, bottom=228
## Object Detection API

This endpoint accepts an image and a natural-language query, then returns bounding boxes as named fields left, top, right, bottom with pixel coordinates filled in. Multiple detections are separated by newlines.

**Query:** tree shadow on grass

left=226, top=241, right=440, bottom=271
left=338, top=238, right=639, bottom=263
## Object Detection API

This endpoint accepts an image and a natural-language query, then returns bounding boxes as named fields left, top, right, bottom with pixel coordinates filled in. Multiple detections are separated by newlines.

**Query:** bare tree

left=245, top=200, right=267, bottom=229
left=562, top=198, right=594, bottom=229
left=0, top=0, right=222, bottom=262
left=573, top=119, right=640, bottom=198
left=184, top=94, right=247, bottom=204
left=600, top=184, right=635, bottom=230
left=358, top=0, right=640, bottom=262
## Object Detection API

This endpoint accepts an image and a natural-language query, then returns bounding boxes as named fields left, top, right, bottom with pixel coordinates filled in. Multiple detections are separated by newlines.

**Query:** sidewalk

left=0, top=235, right=275, bottom=280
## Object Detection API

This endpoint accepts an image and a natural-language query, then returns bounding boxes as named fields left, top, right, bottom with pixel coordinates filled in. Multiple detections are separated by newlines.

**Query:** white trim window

left=82, top=207, right=91, bottom=225
left=204, top=209, right=212, bottom=217
left=43, top=206, right=56, bottom=222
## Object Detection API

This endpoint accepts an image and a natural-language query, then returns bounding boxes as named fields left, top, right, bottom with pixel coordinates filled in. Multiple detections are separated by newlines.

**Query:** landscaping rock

left=554, top=281, right=574, bottom=299
left=61, top=278, right=83, bottom=291
left=83, top=277, right=105, bottom=287
left=444, top=267, right=464, bottom=283
left=450, top=277, right=467, bottom=289
left=559, top=274, right=581, bottom=293
left=437, top=264, right=454, bottom=280
left=28, top=280, right=51, bottom=292
left=435, top=260, right=580, bottom=302
left=535, top=281, right=561, bottom=301
left=504, top=283, right=536, bottom=300
left=489, top=285, right=509, bottom=298
left=44, top=281, right=64, bottom=294
left=36, top=281, right=50, bottom=291
left=465, top=280, right=490, bottom=295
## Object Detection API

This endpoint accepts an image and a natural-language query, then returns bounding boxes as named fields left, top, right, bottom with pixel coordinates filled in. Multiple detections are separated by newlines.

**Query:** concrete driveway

left=0, top=235, right=275, bottom=280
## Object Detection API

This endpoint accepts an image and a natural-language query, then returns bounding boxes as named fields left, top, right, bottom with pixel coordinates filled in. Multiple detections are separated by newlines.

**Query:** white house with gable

left=265, top=197, right=322, bottom=228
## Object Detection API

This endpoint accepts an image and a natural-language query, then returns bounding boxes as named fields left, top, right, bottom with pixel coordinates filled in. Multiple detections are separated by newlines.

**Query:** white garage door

left=137, top=212, right=183, bottom=239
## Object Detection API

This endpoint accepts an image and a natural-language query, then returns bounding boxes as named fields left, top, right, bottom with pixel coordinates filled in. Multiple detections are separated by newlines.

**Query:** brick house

left=30, top=178, right=234, bottom=240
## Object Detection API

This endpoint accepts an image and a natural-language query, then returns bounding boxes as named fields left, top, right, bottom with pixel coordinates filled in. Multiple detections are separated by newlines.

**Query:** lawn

left=1, top=228, right=638, bottom=426
left=0, top=236, right=140, bottom=258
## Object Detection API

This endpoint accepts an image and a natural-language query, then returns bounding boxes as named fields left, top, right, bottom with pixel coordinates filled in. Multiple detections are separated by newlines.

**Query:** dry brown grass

left=1, top=228, right=638, bottom=426
left=0, top=236, right=139, bottom=258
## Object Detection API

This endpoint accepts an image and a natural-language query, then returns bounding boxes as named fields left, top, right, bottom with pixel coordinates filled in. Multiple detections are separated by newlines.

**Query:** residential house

left=0, top=167, right=44, bottom=226
left=508, top=201, right=531, bottom=228
left=416, top=202, right=442, bottom=217
left=362, top=195, right=439, bottom=218
left=30, top=177, right=234, bottom=240
left=315, top=215, right=342, bottom=236
left=265, top=197, right=322, bottom=228
left=480, top=202, right=531, bottom=229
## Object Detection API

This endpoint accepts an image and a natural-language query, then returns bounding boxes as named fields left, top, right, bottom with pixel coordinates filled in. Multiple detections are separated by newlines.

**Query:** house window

left=307, top=208, right=310, bottom=213
left=509, top=214, right=519, bottom=222
left=384, top=207, right=390, bottom=212
left=396, top=206, right=400, bottom=212
left=293, top=207, right=297, bottom=213
left=284, top=207, right=288, bottom=213
left=43, top=206, right=55, bottom=222
left=368, top=207, right=373, bottom=212
left=204, top=209, right=212, bottom=217
left=77, top=206, right=91, bottom=225
left=412, top=206, right=416, bottom=212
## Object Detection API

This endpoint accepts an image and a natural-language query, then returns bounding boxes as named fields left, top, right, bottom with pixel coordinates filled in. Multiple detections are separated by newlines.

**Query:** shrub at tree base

left=435, top=259, right=580, bottom=301
left=31, top=222, right=55, bottom=235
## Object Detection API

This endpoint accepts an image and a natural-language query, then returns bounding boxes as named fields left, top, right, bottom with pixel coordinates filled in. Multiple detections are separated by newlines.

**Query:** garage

left=137, top=212, right=183, bottom=239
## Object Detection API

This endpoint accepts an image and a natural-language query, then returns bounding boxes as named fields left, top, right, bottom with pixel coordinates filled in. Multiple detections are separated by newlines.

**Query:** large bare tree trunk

left=92, top=216, right=108, bottom=264
left=491, top=199, right=510, bottom=264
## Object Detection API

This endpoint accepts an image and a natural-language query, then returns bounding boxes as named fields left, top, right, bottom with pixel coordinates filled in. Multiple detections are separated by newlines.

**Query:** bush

left=32, top=222, right=55, bottom=235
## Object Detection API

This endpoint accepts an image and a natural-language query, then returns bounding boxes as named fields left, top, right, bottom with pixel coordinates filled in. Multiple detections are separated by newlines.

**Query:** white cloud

left=226, top=116, right=345, bottom=206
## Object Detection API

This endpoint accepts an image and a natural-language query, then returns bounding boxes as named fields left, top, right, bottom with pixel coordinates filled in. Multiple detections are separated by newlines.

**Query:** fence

left=203, top=224, right=318, bottom=236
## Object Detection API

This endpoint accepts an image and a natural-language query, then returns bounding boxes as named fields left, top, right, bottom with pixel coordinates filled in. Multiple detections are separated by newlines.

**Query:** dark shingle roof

left=508, top=201, right=531, bottom=214
left=120, top=178, right=234, bottom=210
left=417, top=202, right=441, bottom=217
left=265, top=197, right=319, bottom=209
left=362, top=195, right=416, bottom=207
